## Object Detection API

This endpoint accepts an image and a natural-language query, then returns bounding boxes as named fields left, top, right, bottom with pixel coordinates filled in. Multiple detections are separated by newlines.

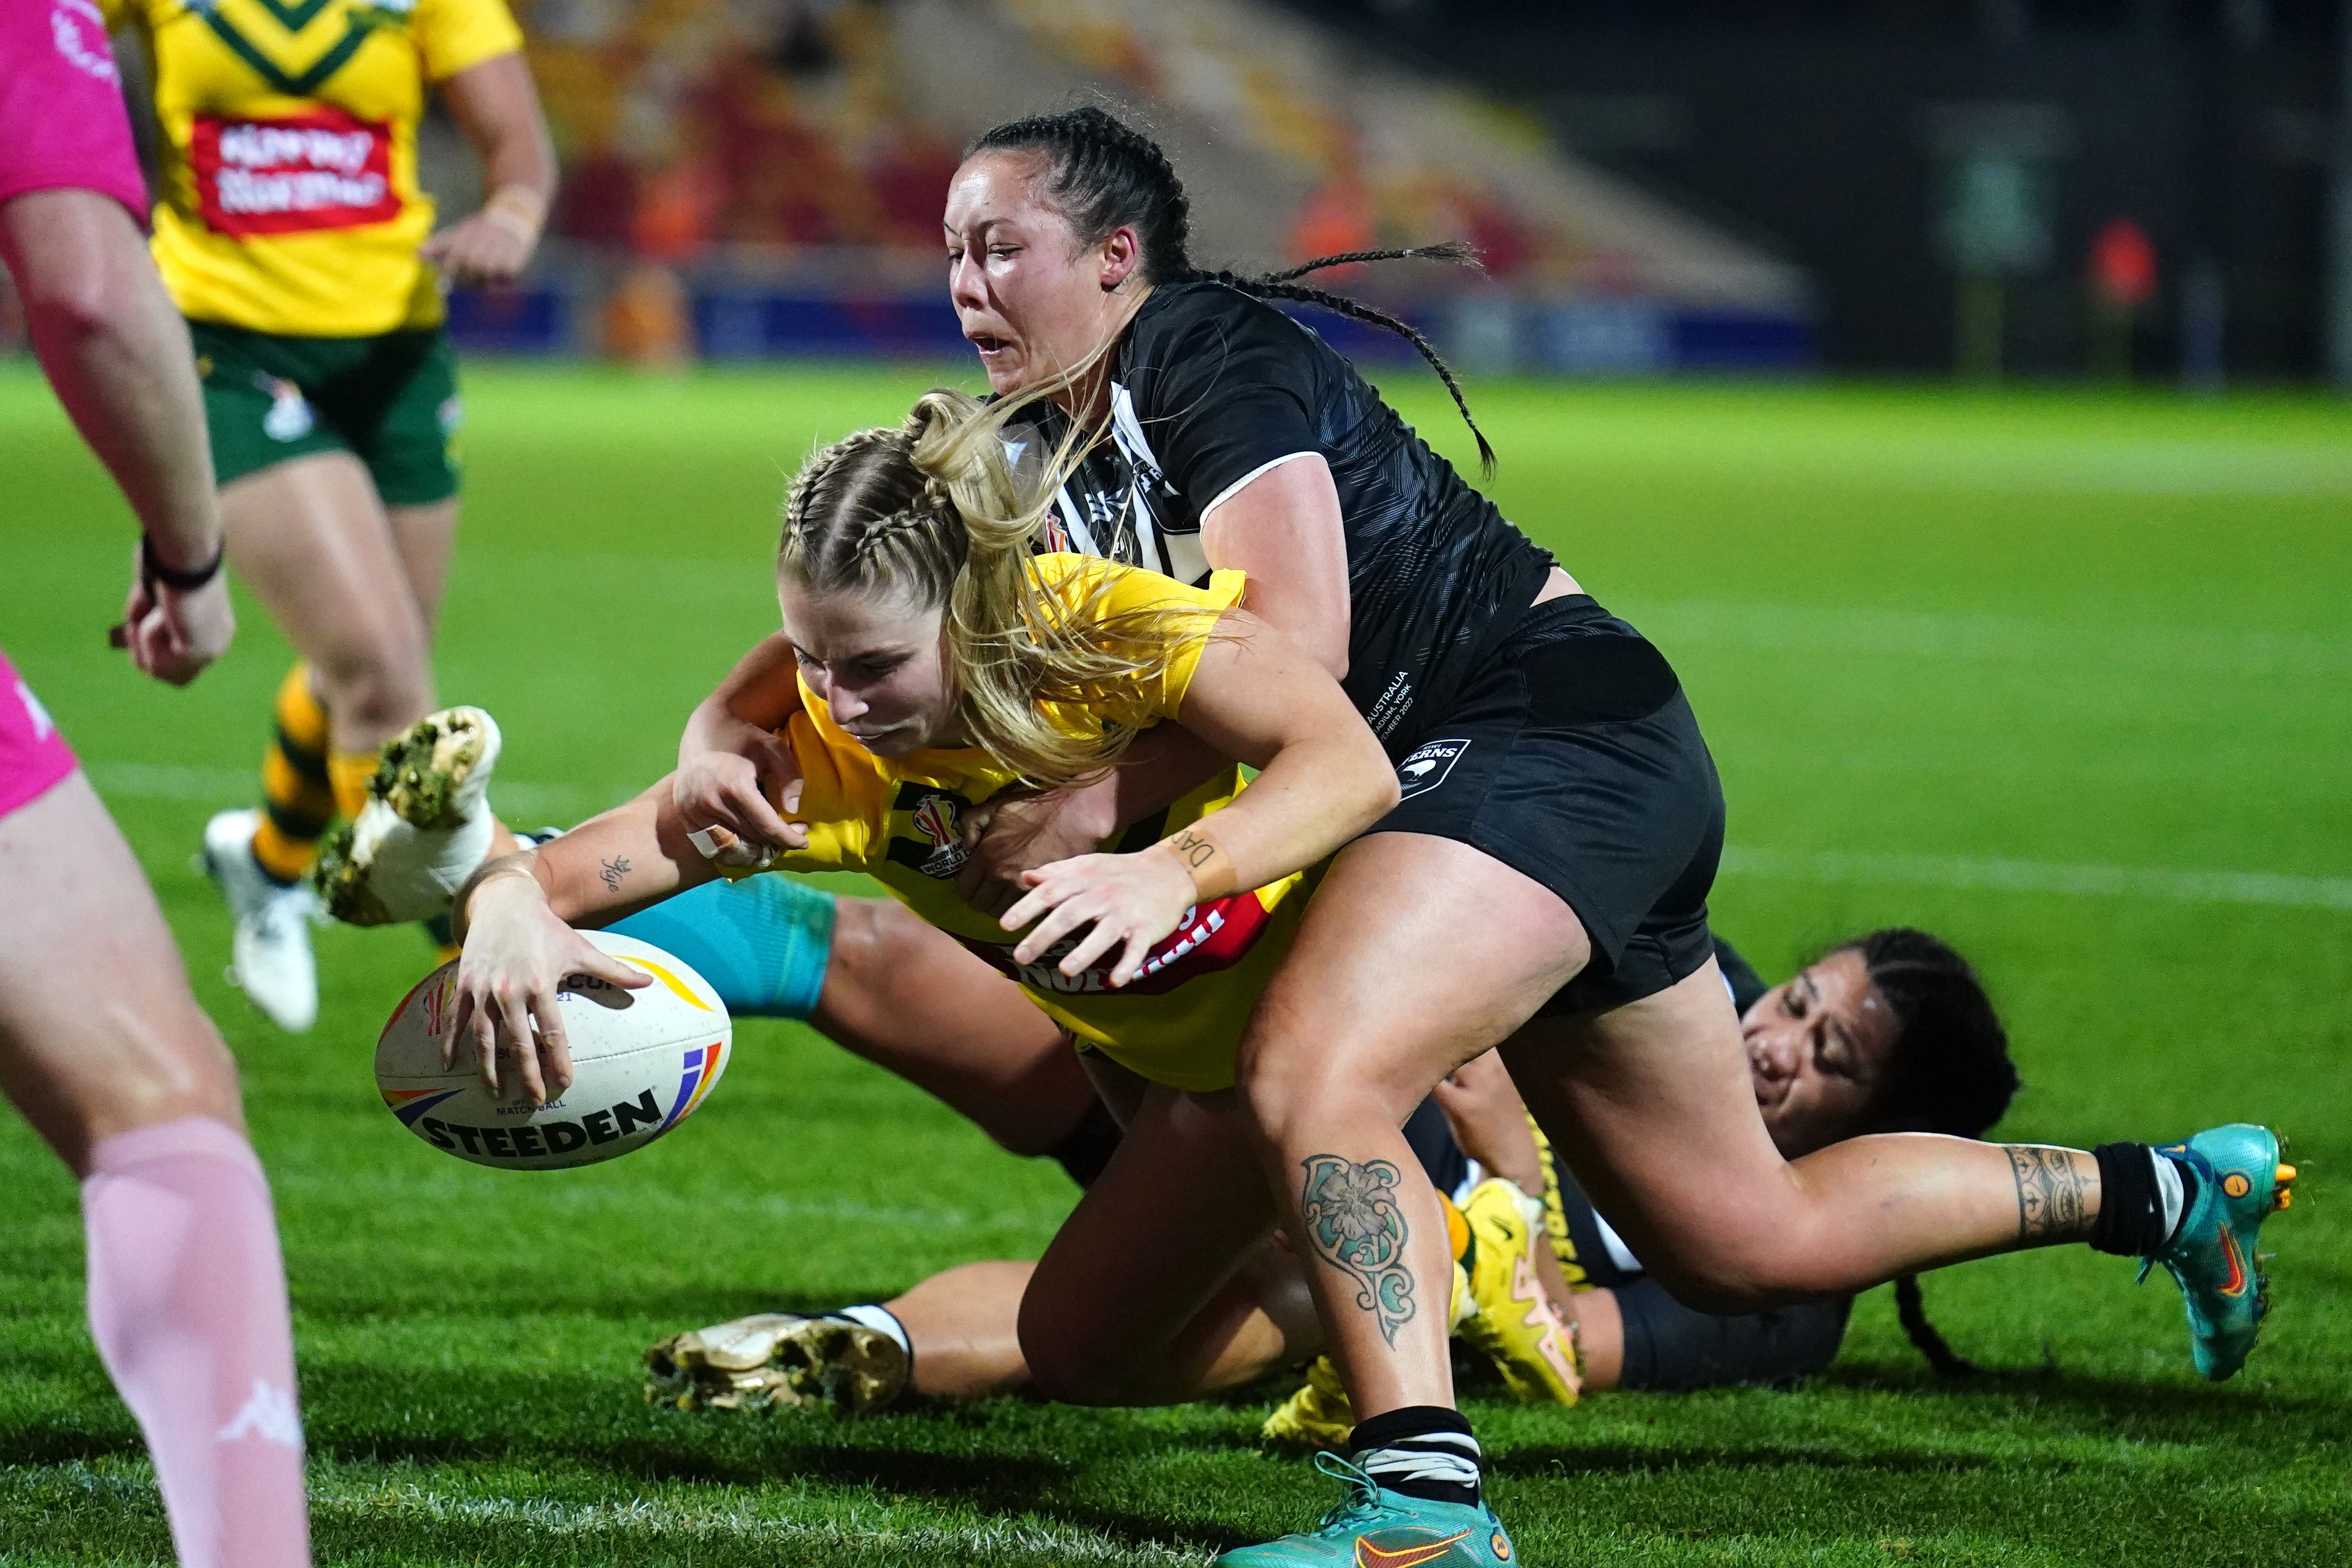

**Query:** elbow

left=1361, top=748, right=1402, bottom=821
left=27, top=271, right=124, bottom=354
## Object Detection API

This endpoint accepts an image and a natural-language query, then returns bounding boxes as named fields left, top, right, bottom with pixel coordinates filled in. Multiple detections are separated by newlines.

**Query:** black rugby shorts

left=1369, top=594, right=1724, bottom=1015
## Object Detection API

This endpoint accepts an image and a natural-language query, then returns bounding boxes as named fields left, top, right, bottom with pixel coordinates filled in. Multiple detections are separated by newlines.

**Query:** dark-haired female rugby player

left=642, top=928, right=2021, bottom=1427
left=656, top=107, right=2288, bottom=1567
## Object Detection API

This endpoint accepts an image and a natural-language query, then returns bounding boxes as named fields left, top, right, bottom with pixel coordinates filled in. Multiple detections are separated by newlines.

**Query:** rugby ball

left=374, top=931, right=732, bottom=1171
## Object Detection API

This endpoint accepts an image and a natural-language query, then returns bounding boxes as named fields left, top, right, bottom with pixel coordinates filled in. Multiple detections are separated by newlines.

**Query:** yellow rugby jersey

left=105, top=0, right=523, bottom=335
left=750, top=556, right=1307, bottom=1092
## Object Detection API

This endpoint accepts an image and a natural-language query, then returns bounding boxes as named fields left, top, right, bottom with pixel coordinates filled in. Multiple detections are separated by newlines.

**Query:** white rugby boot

left=200, top=807, right=320, bottom=1034
left=312, top=707, right=502, bottom=927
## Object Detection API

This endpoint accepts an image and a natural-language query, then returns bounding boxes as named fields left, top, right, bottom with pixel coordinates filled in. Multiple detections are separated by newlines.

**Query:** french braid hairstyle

left=967, top=105, right=1498, bottom=477
left=1832, top=926, right=2018, bottom=1380
left=778, top=389, right=1228, bottom=789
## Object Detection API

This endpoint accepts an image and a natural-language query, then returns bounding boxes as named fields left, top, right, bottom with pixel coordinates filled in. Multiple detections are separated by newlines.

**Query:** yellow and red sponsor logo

left=958, top=889, right=1274, bottom=998
left=189, top=108, right=398, bottom=238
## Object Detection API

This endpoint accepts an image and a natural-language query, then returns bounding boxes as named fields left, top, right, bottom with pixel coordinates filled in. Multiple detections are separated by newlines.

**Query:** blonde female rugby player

left=443, top=388, right=1542, bottom=1558
left=106, top=0, right=555, bottom=1029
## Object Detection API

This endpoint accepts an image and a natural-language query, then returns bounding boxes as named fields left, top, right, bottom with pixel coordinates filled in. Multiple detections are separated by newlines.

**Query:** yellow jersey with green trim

left=104, top=0, right=523, bottom=335
left=751, top=555, right=1307, bottom=1093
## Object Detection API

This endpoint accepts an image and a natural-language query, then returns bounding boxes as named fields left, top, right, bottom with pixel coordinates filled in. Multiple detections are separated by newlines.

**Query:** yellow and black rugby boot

left=645, top=1311, right=909, bottom=1416
left=1454, top=1178, right=1580, bottom=1405
left=1261, top=1355, right=1355, bottom=1452
left=1215, top=1453, right=1516, bottom=1567
left=2141, top=1125, right=2296, bottom=1381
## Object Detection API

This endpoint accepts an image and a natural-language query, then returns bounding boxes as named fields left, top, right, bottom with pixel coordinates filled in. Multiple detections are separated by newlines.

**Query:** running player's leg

left=224, top=452, right=435, bottom=776
left=1019, top=1084, right=1319, bottom=1406
left=0, top=773, right=309, bottom=1568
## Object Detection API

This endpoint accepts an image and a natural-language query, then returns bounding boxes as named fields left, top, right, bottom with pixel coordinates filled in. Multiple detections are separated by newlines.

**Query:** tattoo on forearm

left=1299, top=1154, right=1417, bottom=1347
left=1170, top=828, right=1218, bottom=870
left=2007, top=1145, right=2093, bottom=1242
left=598, top=856, right=632, bottom=893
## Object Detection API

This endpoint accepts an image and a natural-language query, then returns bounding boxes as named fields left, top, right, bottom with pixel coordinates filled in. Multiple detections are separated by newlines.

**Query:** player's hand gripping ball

left=375, top=931, right=732, bottom=1170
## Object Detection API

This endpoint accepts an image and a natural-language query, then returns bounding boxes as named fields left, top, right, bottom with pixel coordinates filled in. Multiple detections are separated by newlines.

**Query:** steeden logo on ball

left=374, top=931, right=733, bottom=1171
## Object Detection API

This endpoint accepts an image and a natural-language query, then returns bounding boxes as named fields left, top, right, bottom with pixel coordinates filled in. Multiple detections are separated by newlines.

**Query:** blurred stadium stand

left=427, top=0, right=1816, bottom=370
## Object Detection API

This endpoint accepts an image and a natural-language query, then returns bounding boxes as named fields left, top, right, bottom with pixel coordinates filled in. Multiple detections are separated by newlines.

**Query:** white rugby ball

left=375, top=930, right=732, bottom=1171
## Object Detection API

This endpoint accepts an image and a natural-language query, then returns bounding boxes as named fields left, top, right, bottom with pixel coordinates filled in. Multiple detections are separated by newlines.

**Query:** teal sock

left=608, top=877, right=836, bottom=1018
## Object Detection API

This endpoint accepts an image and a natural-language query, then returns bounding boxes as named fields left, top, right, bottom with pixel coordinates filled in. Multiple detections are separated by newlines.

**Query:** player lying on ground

left=0, top=13, right=309, bottom=1562
left=647, top=107, right=2297, bottom=1566
left=105, top=0, right=557, bottom=1032
left=373, top=370, right=2289, bottom=1566
left=638, top=928, right=2016, bottom=1431
left=430, top=390, right=1582, bottom=1456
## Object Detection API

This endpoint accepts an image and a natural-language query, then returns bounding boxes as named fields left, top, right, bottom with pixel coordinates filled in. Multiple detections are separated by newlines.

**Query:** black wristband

left=142, top=533, right=226, bottom=592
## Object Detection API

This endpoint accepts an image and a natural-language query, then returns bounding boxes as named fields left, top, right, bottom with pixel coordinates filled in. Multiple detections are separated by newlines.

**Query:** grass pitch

left=1, top=362, right=2348, bottom=1566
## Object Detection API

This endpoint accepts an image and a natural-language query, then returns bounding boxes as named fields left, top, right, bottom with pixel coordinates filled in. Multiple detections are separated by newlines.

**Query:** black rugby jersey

left=1009, top=280, right=1554, bottom=752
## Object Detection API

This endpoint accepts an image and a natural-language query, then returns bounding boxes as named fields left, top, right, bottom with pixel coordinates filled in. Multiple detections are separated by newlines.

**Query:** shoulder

left=1121, top=280, right=1327, bottom=386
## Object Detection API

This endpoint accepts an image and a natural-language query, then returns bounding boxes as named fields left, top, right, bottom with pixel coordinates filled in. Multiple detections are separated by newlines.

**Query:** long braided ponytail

left=967, top=107, right=1497, bottom=477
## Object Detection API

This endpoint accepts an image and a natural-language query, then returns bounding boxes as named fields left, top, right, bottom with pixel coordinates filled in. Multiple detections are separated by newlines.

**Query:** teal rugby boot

left=2141, top=1124, right=2296, bottom=1381
left=1216, top=1454, right=1517, bottom=1567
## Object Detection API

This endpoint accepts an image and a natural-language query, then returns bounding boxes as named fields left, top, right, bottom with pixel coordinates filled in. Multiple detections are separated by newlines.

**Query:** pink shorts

left=0, top=0, right=148, bottom=219
left=0, top=648, right=77, bottom=820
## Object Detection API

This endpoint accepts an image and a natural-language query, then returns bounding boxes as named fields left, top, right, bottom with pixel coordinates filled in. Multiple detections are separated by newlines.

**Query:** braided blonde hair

left=778, top=388, right=1220, bottom=788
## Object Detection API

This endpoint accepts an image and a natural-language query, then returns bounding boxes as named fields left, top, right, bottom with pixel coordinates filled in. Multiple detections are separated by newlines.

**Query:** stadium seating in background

left=437, top=0, right=1814, bottom=371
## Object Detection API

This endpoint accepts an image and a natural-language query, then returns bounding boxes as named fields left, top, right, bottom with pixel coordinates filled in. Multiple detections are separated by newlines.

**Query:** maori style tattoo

left=2007, top=1145, right=2093, bottom=1242
left=1299, top=1154, right=1417, bottom=1347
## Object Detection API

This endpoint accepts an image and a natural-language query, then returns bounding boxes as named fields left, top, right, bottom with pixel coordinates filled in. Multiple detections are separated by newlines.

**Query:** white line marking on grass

left=1721, top=845, right=2352, bottom=911
left=85, top=763, right=624, bottom=821
left=1630, top=600, right=2352, bottom=679
left=308, top=1483, right=1200, bottom=1565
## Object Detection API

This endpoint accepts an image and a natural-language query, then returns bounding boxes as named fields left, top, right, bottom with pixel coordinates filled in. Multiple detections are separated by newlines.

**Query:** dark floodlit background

left=27, top=0, right=2352, bottom=385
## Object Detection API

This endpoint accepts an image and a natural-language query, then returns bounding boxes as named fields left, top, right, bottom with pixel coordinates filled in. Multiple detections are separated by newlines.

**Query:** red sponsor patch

left=189, top=108, right=398, bottom=237
left=958, top=890, right=1275, bottom=998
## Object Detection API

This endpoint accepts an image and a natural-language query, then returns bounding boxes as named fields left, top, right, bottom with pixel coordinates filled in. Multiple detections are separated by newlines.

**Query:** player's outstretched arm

left=0, top=189, right=231, bottom=685
left=1002, top=610, right=1398, bottom=986
left=424, top=51, right=557, bottom=287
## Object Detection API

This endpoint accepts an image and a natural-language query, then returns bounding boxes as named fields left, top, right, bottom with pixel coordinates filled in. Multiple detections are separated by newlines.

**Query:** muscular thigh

left=1239, top=832, right=1591, bottom=1112
left=222, top=452, right=429, bottom=683
left=0, top=775, right=241, bottom=1172
left=386, top=500, right=458, bottom=633
left=1502, top=959, right=1801, bottom=1307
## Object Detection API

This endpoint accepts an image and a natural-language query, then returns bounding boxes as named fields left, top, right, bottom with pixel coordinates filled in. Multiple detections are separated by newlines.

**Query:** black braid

left=968, top=107, right=1497, bottom=478
left=1207, top=259, right=1495, bottom=478
left=1894, top=1274, right=1980, bottom=1381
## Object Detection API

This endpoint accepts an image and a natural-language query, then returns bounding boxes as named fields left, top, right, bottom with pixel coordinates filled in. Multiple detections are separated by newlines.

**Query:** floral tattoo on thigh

left=1299, top=1154, right=1416, bottom=1347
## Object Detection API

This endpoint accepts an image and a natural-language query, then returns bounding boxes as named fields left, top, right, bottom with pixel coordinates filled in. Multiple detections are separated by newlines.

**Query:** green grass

left=2, top=362, right=2349, bottom=1566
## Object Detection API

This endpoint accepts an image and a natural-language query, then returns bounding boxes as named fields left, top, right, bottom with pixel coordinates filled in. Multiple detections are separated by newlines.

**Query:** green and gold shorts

left=189, top=320, right=461, bottom=506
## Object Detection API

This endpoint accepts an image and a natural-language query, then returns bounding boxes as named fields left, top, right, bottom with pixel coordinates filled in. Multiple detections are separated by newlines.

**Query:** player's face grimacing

left=779, top=580, right=959, bottom=757
left=1743, top=947, right=1900, bottom=1159
left=944, top=151, right=1137, bottom=397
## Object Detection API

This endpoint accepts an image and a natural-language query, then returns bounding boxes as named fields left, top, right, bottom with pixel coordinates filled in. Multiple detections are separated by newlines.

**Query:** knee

left=1233, top=1028, right=1415, bottom=1149
left=1016, top=1299, right=1135, bottom=1406
left=312, top=641, right=431, bottom=735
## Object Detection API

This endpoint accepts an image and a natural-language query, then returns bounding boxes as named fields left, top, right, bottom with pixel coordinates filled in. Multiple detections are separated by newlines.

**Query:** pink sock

left=82, top=1116, right=311, bottom=1568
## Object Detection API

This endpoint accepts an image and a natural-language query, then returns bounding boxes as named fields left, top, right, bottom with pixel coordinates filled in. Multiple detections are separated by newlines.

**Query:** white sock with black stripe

left=1348, top=1405, right=1482, bottom=1508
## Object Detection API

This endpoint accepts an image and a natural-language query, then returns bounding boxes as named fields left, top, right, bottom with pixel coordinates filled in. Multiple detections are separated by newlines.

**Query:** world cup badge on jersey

left=886, top=786, right=972, bottom=879
left=258, top=376, right=315, bottom=442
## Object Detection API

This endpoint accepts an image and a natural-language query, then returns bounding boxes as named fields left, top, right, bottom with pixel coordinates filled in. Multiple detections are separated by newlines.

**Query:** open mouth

left=966, top=331, right=1012, bottom=358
